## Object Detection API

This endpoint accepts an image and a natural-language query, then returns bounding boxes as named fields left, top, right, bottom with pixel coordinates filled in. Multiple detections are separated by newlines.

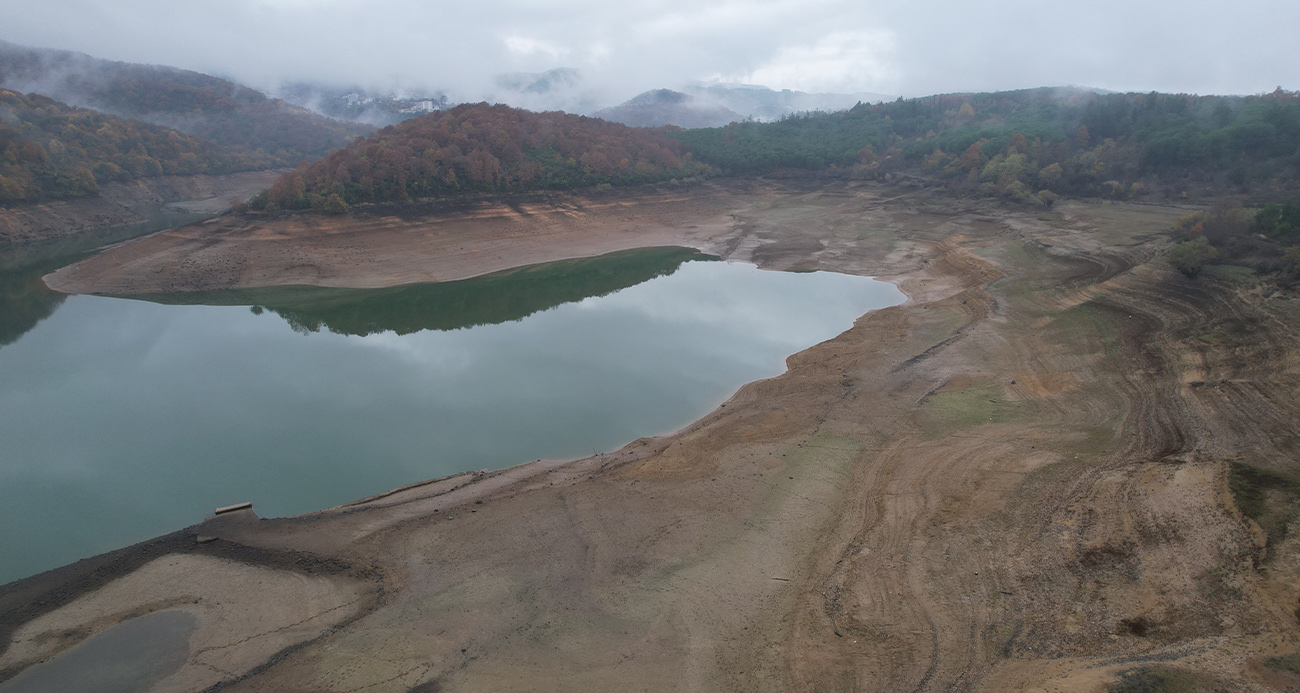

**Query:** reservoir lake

left=0, top=244, right=904, bottom=584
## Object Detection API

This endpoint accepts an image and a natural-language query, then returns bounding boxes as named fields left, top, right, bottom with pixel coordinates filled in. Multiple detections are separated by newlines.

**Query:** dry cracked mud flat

left=7, top=180, right=1300, bottom=692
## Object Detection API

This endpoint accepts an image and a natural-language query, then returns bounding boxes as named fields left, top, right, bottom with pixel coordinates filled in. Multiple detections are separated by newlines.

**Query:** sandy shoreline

left=44, top=181, right=758, bottom=295
left=8, top=182, right=1300, bottom=691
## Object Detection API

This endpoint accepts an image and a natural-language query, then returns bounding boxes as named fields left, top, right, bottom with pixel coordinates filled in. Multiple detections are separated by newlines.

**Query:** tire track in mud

left=785, top=209, right=1300, bottom=690
left=18, top=190, right=1299, bottom=692
left=783, top=235, right=1019, bottom=692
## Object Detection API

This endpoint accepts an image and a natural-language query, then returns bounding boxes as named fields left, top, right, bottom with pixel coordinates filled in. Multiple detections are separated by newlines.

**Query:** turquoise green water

left=0, top=248, right=903, bottom=585
left=0, top=209, right=210, bottom=347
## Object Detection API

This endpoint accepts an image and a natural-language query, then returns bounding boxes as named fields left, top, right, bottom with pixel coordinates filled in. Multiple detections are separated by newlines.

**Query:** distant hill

left=496, top=68, right=581, bottom=96
left=594, top=89, right=744, bottom=129
left=0, top=89, right=267, bottom=203
left=275, top=83, right=449, bottom=128
left=684, top=83, right=893, bottom=121
left=252, top=102, right=712, bottom=210
left=0, top=41, right=367, bottom=163
left=593, top=85, right=895, bottom=129
left=489, top=68, right=607, bottom=115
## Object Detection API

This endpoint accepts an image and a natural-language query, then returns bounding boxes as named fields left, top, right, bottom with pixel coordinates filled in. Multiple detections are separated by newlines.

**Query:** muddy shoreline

left=0, top=170, right=283, bottom=245
left=7, top=181, right=1300, bottom=691
left=43, top=179, right=765, bottom=294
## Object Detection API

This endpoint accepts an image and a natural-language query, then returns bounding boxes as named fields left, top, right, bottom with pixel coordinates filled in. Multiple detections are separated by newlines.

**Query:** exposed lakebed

left=0, top=247, right=904, bottom=584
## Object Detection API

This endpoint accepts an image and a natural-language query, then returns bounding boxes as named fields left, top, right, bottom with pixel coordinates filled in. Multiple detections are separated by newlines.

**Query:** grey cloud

left=0, top=0, right=1296, bottom=107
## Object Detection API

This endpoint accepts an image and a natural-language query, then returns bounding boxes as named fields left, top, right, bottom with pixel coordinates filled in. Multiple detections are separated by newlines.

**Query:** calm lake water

left=0, top=246, right=903, bottom=584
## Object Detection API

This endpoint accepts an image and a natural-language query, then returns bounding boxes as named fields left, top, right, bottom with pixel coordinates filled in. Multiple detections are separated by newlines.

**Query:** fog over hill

left=271, top=66, right=891, bottom=129
left=0, top=41, right=365, bottom=161
left=595, top=89, right=745, bottom=129
left=2, top=0, right=1295, bottom=114
left=274, top=83, right=449, bottom=129
left=686, top=83, right=893, bottom=121
left=592, top=82, right=896, bottom=130
left=487, top=68, right=607, bottom=116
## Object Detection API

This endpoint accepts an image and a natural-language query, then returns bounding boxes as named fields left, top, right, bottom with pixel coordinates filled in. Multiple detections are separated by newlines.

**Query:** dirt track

left=9, top=181, right=1300, bottom=691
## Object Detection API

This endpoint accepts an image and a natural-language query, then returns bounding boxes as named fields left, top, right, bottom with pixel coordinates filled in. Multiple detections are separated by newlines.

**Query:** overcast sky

left=2, top=0, right=1298, bottom=104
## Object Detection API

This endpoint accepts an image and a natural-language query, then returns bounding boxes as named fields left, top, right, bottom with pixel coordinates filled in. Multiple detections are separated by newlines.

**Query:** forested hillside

left=0, top=89, right=268, bottom=203
left=0, top=41, right=366, bottom=163
left=675, top=87, right=1300, bottom=202
left=252, top=87, right=1300, bottom=213
left=252, top=103, right=710, bottom=210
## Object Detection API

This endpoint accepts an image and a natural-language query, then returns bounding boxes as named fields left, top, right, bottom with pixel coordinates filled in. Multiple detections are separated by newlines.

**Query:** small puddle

left=0, top=610, right=196, bottom=693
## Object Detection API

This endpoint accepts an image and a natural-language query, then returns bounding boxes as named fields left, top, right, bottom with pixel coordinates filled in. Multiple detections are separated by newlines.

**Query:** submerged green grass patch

left=1046, top=304, right=1119, bottom=357
left=919, top=382, right=1021, bottom=439
left=1264, top=653, right=1300, bottom=673
left=1108, top=666, right=1231, bottom=693
left=1228, top=461, right=1300, bottom=560
left=1204, top=264, right=1257, bottom=284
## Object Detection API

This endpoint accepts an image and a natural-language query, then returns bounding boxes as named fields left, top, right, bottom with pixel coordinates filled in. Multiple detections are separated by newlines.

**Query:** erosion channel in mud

left=0, top=246, right=903, bottom=584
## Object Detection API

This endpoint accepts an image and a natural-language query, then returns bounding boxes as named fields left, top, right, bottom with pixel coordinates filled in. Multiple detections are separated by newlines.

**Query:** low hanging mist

left=1, top=0, right=1296, bottom=123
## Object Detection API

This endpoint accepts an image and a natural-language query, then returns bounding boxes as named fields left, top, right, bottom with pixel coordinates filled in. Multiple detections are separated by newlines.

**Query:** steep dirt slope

left=0, top=170, right=281, bottom=243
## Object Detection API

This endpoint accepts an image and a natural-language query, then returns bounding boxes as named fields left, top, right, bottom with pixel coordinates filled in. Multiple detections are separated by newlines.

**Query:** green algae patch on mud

left=1045, top=304, right=1121, bottom=358
left=1228, top=461, right=1300, bottom=561
left=918, top=381, right=1022, bottom=440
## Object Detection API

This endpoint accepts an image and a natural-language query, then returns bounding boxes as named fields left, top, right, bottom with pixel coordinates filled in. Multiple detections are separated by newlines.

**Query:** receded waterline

left=0, top=248, right=904, bottom=584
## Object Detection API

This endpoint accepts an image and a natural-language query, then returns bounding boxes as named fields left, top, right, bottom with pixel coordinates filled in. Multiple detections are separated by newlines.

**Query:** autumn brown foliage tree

left=251, top=103, right=712, bottom=209
left=0, top=89, right=265, bottom=203
left=0, top=42, right=366, bottom=162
